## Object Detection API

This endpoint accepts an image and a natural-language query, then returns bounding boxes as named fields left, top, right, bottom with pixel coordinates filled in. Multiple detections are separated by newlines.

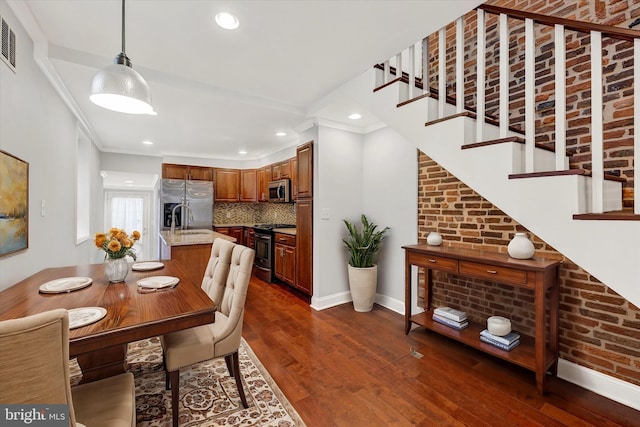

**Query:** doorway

left=105, top=191, right=151, bottom=261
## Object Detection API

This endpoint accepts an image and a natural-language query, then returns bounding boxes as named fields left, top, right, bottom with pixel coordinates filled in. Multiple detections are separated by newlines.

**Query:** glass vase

left=104, top=257, right=129, bottom=283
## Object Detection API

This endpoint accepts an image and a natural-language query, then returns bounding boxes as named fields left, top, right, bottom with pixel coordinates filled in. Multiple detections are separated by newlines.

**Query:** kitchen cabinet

left=290, top=156, right=298, bottom=201
left=274, top=233, right=296, bottom=286
left=214, top=169, right=240, bottom=202
left=296, top=142, right=313, bottom=199
left=240, top=169, right=258, bottom=202
left=244, top=227, right=255, bottom=249
left=272, top=158, right=293, bottom=181
left=159, top=241, right=211, bottom=287
left=214, top=226, right=244, bottom=245
left=295, top=199, right=312, bottom=295
left=162, top=163, right=213, bottom=181
left=258, top=166, right=271, bottom=202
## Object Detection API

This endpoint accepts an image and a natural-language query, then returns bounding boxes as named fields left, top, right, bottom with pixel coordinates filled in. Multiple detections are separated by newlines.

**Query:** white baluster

left=408, top=44, right=416, bottom=99
left=525, top=18, right=535, bottom=173
left=499, top=14, right=509, bottom=138
left=477, top=9, right=486, bottom=141
left=384, top=59, right=390, bottom=84
left=456, top=17, right=464, bottom=114
left=422, top=36, right=430, bottom=95
left=591, top=30, right=604, bottom=213
left=438, top=27, right=446, bottom=119
left=555, top=24, right=566, bottom=171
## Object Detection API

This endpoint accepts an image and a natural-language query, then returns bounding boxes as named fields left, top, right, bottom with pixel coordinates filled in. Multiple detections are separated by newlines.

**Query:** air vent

left=1, top=15, right=16, bottom=73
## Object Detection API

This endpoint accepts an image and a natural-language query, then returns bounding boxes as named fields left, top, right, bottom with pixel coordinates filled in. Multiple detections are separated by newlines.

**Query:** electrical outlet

left=41, top=200, right=47, bottom=217
left=226, top=212, right=231, bottom=219
left=320, top=208, right=330, bottom=220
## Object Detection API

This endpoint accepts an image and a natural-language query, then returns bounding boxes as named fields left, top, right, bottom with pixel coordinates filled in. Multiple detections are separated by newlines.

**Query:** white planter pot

left=347, top=264, right=378, bottom=312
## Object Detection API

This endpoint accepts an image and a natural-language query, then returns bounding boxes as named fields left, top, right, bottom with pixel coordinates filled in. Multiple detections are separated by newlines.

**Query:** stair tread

left=509, top=169, right=626, bottom=182
left=462, top=137, right=571, bottom=156
left=573, top=210, right=640, bottom=221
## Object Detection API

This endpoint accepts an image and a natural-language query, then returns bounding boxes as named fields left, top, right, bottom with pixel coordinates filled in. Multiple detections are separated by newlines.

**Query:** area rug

left=70, top=337, right=305, bottom=427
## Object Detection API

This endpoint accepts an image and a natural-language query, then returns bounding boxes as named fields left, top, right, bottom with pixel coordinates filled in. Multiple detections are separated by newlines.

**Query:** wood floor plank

left=242, top=278, right=640, bottom=426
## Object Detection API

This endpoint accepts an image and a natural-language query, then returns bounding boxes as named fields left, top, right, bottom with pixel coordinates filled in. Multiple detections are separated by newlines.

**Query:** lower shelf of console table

left=410, top=312, right=556, bottom=374
left=403, top=244, right=561, bottom=394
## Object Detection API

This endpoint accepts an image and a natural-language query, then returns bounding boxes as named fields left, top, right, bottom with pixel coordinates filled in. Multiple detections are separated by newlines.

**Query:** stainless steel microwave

left=268, top=179, right=291, bottom=203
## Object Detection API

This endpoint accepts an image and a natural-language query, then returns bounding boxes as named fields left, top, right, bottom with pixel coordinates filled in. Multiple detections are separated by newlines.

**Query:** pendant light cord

left=121, top=0, right=126, bottom=54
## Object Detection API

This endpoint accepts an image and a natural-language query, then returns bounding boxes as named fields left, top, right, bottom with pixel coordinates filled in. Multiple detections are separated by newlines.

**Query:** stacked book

left=480, top=329, right=521, bottom=351
left=432, top=307, right=468, bottom=330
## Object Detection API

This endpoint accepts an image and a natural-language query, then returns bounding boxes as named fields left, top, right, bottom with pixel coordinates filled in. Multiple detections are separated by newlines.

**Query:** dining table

left=0, top=260, right=216, bottom=383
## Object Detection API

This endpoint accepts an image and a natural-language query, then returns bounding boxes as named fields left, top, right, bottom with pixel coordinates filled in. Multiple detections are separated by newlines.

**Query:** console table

left=403, top=244, right=561, bottom=394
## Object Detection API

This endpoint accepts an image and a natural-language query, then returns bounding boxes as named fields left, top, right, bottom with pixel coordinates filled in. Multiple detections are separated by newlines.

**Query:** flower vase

left=507, top=232, right=535, bottom=259
left=104, top=257, right=129, bottom=283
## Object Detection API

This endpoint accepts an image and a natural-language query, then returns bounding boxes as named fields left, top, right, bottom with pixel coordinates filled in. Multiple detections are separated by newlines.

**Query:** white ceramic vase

left=507, top=232, right=535, bottom=259
left=104, top=257, right=130, bottom=283
left=347, top=264, right=377, bottom=312
left=427, top=232, right=443, bottom=246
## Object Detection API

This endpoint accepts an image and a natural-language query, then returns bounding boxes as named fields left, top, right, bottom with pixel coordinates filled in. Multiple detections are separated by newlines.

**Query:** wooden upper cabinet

left=272, top=159, right=292, bottom=181
left=258, top=166, right=271, bottom=202
left=162, top=163, right=213, bottom=181
left=240, top=169, right=258, bottom=202
left=290, top=156, right=298, bottom=201
left=214, top=168, right=240, bottom=202
left=296, top=141, right=313, bottom=199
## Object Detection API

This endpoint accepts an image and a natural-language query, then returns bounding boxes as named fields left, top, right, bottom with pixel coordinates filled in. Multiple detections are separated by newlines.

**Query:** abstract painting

left=0, top=150, right=28, bottom=257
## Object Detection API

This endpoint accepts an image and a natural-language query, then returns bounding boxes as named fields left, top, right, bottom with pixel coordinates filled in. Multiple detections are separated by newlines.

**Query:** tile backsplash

left=214, top=202, right=296, bottom=225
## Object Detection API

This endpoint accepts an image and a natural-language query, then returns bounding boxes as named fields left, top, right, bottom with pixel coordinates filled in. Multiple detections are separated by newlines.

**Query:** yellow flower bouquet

left=95, top=228, right=141, bottom=260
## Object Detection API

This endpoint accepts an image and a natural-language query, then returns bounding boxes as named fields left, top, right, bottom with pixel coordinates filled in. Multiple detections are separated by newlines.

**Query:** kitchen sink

left=174, top=229, right=211, bottom=235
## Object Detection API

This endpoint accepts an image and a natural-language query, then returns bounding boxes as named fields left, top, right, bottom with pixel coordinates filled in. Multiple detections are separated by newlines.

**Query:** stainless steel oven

left=253, top=230, right=273, bottom=282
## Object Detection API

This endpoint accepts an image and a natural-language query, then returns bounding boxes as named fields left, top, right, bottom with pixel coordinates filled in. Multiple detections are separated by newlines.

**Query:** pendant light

left=90, top=0, right=154, bottom=115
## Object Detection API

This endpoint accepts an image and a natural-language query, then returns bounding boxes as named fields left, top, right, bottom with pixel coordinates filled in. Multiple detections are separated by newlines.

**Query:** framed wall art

left=0, top=150, right=29, bottom=257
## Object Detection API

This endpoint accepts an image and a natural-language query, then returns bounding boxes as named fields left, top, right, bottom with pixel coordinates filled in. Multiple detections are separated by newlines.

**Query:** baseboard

left=374, top=294, right=404, bottom=315
left=557, top=358, right=640, bottom=411
left=310, top=291, right=352, bottom=311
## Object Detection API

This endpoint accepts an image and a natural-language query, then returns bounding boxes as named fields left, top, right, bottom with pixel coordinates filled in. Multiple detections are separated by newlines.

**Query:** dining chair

left=161, top=240, right=255, bottom=427
left=0, top=308, right=136, bottom=427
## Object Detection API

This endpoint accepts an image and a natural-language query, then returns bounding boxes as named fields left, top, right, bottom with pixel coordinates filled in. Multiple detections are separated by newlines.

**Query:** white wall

left=312, top=125, right=363, bottom=303
left=362, top=127, right=418, bottom=311
left=0, top=0, right=102, bottom=290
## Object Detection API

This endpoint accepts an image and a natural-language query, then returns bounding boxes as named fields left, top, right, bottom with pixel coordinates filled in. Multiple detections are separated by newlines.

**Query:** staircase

left=343, top=4, right=640, bottom=308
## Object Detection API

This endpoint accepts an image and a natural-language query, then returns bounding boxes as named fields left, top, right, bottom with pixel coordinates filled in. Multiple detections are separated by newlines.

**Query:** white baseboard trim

left=310, top=291, right=351, bottom=311
left=557, top=358, right=640, bottom=411
left=374, top=294, right=404, bottom=315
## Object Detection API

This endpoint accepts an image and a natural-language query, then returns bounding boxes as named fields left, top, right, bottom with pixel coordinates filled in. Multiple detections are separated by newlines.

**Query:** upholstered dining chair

left=0, top=308, right=135, bottom=427
left=161, top=239, right=255, bottom=427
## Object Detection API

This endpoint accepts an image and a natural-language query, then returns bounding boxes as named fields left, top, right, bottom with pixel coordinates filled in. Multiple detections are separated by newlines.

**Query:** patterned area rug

left=70, top=338, right=305, bottom=427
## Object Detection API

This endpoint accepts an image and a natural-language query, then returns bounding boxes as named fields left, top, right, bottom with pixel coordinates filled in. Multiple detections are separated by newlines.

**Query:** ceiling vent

left=1, top=15, right=16, bottom=73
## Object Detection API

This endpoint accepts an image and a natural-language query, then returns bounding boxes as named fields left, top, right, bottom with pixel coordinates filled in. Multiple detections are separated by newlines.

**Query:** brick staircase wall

left=424, top=0, right=637, bottom=206
left=417, top=150, right=640, bottom=387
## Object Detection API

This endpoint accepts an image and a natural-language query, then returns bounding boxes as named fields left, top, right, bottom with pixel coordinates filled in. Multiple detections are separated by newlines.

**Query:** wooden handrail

left=479, top=4, right=640, bottom=42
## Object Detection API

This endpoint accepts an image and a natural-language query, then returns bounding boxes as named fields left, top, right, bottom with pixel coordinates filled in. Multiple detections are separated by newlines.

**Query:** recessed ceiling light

left=124, top=180, right=134, bottom=184
left=275, top=132, right=287, bottom=137
left=348, top=113, right=362, bottom=120
left=238, top=150, right=247, bottom=155
left=141, top=140, right=154, bottom=145
left=215, top=12, right=239, bottom=30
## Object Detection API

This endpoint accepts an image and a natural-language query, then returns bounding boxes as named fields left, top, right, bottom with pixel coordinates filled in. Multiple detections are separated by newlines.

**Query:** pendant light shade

left=90, top=0, right=153, bottom=115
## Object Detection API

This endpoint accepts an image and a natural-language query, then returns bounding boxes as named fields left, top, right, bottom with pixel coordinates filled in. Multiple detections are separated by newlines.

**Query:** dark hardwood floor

left=242, top=276, right=640, bottom=426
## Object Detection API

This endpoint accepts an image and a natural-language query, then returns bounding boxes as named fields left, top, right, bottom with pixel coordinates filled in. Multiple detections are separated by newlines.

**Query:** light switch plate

left=320, top=208, right=330, bottom=220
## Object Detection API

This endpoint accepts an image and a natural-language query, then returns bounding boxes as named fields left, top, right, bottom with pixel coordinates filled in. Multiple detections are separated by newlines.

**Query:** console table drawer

left=459, top=261, right=527, bottom=286
left=408, top=253, right=458, bottom=273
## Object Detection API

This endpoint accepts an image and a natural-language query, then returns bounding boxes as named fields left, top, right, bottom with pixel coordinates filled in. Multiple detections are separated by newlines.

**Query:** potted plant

left=342, top=215, right=390, bottom=312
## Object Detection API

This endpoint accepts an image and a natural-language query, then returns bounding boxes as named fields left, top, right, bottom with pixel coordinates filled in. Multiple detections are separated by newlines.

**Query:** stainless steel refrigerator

left=161, top=179, right=213, bottom=230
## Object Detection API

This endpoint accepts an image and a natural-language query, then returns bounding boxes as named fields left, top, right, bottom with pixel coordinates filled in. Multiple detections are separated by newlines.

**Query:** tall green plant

left=342, top=215, right=390, bottom=268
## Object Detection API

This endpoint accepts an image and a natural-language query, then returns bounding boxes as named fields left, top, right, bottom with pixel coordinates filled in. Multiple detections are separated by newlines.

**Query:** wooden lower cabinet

left=214, top=226, right=244, bottom=245
left=159, top=240, right=211, bottom=287
left=274, top=233, right=296, bottom=286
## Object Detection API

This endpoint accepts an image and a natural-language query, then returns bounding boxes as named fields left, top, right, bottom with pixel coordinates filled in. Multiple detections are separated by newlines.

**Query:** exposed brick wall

left=417, top=150, right=640, bottom=387
left=424, top=0, right=637, bottom=206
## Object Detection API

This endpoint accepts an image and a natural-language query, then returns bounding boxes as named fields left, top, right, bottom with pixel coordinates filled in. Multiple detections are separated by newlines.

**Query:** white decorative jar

left=487, top=316, right=512, bottom=336
left=507, top=232, right=535, bottom=259
left=104, top=257, right=129, bottom=283
left=427, top=232, right=443, bottom=246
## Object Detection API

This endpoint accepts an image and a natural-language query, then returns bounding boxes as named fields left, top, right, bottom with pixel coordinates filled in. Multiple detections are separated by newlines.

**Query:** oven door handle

left=255, top=232, right=271, bottom=240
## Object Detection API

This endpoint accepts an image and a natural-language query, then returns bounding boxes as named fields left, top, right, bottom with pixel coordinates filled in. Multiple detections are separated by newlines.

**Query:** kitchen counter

left=274, top=228, right=296, bottom=236
left=159, top=229, right=236, bottom=246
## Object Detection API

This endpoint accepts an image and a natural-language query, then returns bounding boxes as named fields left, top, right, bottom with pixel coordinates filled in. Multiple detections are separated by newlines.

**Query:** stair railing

left=376, top=5, right=640, bottom=215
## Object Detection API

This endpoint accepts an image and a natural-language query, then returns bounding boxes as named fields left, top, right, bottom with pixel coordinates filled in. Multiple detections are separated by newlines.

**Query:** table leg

left=75, top=344, right=127, bottom=384
left=405, top=252, right=412, bottom=335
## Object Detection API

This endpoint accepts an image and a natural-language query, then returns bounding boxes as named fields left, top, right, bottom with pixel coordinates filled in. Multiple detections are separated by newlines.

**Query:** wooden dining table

left=0, top=260, right=216, bottom=383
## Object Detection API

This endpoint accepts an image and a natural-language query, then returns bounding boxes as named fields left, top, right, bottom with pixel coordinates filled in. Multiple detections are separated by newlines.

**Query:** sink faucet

left=171, top=202, right=193, bottom=234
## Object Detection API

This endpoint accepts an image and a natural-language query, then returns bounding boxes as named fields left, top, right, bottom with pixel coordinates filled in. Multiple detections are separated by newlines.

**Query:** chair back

left=201, top=238, right=234, bottom=303
left=0, top=309, right=77, bottom=426
left=212, top=243, right=254, bottom=356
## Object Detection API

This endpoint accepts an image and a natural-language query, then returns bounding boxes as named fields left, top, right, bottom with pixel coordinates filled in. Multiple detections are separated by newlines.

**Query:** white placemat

left=39, top=277, right=92, bottom=294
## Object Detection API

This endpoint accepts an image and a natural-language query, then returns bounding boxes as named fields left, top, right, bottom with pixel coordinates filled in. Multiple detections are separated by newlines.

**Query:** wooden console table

left=403, top=244, right=561, bottom=394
